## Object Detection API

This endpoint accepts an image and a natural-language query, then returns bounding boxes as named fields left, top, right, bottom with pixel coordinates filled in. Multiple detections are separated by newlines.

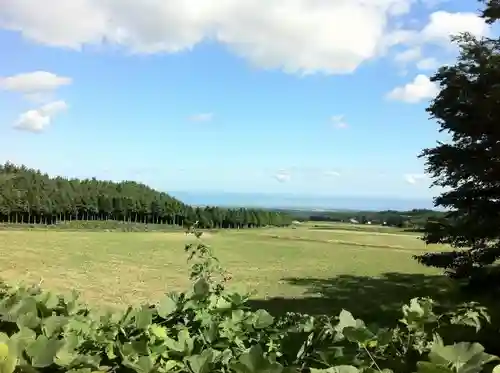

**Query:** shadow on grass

left=249, top=272, right=459, bottom=326
left=249, top=272, right=500, bottom=355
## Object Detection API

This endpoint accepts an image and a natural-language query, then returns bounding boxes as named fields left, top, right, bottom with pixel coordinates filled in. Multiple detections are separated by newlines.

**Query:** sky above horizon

left=0, top=0, right=494, bottom=199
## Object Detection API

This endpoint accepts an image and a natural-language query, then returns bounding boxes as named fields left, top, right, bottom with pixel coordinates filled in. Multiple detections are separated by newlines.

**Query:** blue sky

left=0, top=0, right=492, bottom=200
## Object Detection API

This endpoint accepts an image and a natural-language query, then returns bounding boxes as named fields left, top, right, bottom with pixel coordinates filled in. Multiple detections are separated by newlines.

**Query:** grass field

left=0, top=223, right=456, bottom=325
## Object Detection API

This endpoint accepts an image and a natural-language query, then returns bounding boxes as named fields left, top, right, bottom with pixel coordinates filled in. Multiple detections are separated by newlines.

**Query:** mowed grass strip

left=0, top=227, right=448, bottom=313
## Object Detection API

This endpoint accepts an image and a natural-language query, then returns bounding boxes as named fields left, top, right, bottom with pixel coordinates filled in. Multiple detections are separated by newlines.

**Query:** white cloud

left=274, top=170, right=291, bottom=183
left=386, top=74, right=438, bottom=103
left=416, top=57, right=439, bottom=70
left=0, top=0, right=434, bottom=75
left=14, top=100, right=68, bottom=132
left=390, top=10, right=489, bottom=70
left=404, top=173, right=426, bottom=184
left=188, top=112, right=214, bottom=122
left=0, top=71, right=71, bottom=94
left=393, top=11, right=490, bottom=47
left=421, top=11, right=489, bottom=44
left=0, top=3, right=489, bottom=76
left=330, top=115, right=348, bottom=129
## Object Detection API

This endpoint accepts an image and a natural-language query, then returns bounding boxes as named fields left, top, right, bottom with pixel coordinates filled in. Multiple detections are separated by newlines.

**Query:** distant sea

left=168, top=191, right=437, bottom=211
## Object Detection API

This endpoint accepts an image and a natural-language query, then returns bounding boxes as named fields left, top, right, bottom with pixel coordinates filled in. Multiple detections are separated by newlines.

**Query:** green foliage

left=0, top=162, right=293, bottom=229
left=0, top=226, right=498, bottom=373
left=414, top=0, right=500, bottom=283
left=289, top=209, right=445, bottom=231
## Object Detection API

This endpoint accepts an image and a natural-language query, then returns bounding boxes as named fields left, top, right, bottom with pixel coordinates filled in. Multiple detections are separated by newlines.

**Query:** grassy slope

left=0, top=224, right=455, bottom=325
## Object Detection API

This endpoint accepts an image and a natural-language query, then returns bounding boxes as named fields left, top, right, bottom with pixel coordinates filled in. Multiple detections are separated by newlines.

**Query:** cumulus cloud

left=386, top=74, right=438, bottom=103
left=420, top=11, right=489, bottom=44
left=390, top=10, right=489, bottom=70
left=0, top=71, right=71, bottom=96
left=188, top=112, right=214, bottom=122
left=14, top=100, right=68, bottom=132
left=404, top=173, right=426, bottom=184
left=274, top=170, right=291, bottom=183
left=0, top=0, right=475, bottom=76
left=1, top=71, right=72, bottom=130
left=330, top=115, right=348, bottom=129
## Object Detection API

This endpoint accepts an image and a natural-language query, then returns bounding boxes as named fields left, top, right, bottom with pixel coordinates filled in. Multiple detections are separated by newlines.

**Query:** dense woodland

left=0, top=163, right=293, bottom=228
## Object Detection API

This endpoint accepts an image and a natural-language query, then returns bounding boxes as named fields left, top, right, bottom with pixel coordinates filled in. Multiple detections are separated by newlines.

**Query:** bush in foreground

left=0, top=228, right=498, bottom=373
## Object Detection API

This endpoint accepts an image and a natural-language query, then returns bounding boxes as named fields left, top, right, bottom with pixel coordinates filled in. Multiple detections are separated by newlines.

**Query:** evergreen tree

left=0, top=163, right=293, bottom=229
left=414, top=0, right=500, bottom=284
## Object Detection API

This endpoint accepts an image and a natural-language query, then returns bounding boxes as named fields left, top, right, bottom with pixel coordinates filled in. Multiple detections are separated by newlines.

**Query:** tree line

left=282, top=208, right=445, bottom=230
left=0, top=163, right=293, bottom=228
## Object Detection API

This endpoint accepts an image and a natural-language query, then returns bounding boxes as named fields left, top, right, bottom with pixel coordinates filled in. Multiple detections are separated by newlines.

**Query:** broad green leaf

left=236, top=345, right=264, bottom=373
left=203, top=322, right=218, bottom=343
left=26, top=335, right=64, bottom=368
left=131, top=340, right=149, bottom=356
left=10, top=297, right=38, bottom=318
left=178, top=328, right=194, bottom=355
left=335, top=310, right=364, bottom=334
left=194, top=278, right=210, bottom=297
left=0, top=342, right=17, bottom=373
left=66, top=317, right=91, bottom=335
left=233, top=345, right=284, bottom=373
left=402, top=298, right=436, bottom=326
left=253, top=309, right=274, bottom=329
left=376, top=329, right=393, bottom=347
left=135, top=355, right=155, bottom=373
left=105, top=342, right=116, bottom=360
left=74, top=354, right=101, bottom=368
left=150, top=325, right=168, bottom=340
left=37, top=292, right=60, bottom=310
left=214, top=296, right=232, bottom=310
left=187, top=349, right=215, bottom=373
left=232, top=310, right=245, bottom=323
left=163, top=360, right=180, bottom=372
left=9, top=328, right=36, bottom=354
left=16, top=311, right=40, bottom=329
left=123, top=355, right=154, bottom=373
left=429, top=342, right=498, bottom=372
left=157, top=296, right=177, bottom=318
left=163, top=337, right=183, bottom=353
left=134, top=306, right=153, bottom=329
left=343, top=327, right=374, bottom=345
left=416, top=361, right=454, bottom=373
left=43, top=315, right=69, bottom=337
left=0, top=343, right=9, bottom=359
left=55, top=346, right=78, bottom=367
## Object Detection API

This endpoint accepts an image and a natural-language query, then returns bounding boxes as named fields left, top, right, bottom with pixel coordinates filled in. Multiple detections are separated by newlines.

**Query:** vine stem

left=363, top=345, right=383, bottom=372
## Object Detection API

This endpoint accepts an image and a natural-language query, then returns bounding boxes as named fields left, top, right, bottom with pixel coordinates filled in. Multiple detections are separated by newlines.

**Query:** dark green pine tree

left=0, top=162, right=293, bottom=229
left=414, top=0, right=500, bottom=286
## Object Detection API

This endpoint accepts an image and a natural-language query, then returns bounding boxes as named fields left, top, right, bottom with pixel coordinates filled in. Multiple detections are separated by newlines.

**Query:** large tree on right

left=414, top=0, right=500, bottom=285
